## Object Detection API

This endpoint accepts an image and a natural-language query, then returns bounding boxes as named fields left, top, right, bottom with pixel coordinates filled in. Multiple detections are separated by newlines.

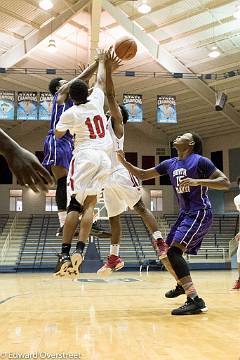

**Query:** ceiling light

left=48, top=39, right=57, bottom=53
left=137, top=1, right=151, bottom=14
left=208, top=46, right=220, bottom=58
left=233, top=4, right=240, bottom=19
left=39, top=0, right=53, bottom=11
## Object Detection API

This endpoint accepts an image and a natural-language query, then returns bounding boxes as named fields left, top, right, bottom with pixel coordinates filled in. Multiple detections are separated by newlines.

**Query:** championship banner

left=157, top=95, right=177, bottom=123
left=123, top=94, right=143, bottom=122
left=0, top=91, right=15, bottom=120
left=17, top=92, right=38, bottom=120
left=39, top=92, right=52, bottom=120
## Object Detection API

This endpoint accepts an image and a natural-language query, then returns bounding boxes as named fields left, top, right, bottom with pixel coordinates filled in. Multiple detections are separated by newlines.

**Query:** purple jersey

left=49, top=94, right=73, bottom=140
left=155, top=154, right=217, bottom=212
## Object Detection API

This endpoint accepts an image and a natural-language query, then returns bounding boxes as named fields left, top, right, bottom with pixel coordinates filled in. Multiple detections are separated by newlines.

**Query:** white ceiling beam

left=144, top=0, right=233, bottom=34
left=102, top=0, right=240, bottom=129
left=0, top=0, right=90, bottom=68
left=89, top=0, right=102, bottom=62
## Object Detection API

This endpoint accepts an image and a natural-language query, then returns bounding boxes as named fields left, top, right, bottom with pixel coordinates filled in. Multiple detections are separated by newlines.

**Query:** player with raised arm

left=117, top=132, right=230, bottom=315
left=42, top=63, right=98, bottom=236
left=97, top=50, right=166, bottom=275
left=54, top=50, right=113, bottom=276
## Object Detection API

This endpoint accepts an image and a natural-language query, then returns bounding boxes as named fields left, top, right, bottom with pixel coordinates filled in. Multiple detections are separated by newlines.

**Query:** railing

left=186, top=247, right=227, bottom=261
left=125, top=215, right=145, bottom=264
left=0, top=215, right=18, bottom=265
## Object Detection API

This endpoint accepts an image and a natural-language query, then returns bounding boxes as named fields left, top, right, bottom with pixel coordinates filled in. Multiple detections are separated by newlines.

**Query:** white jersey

left=56, top=88, right=113, bottom=154
left=108, top=118, right=125, bottom=170
left=234, top=194, right=240, bottom=212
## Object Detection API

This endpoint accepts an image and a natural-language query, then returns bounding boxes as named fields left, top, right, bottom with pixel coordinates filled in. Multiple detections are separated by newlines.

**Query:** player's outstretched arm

left=106, top=50, right=123, bottom=138
left=0, top=129, right=53, bottom=192
left=117, top=150, right=159, bottom=180
left=95, top=49, right=106, bottom=92
left=56, top=62, right=98, bottom=104
left=179, top=169, right=230, bottom=190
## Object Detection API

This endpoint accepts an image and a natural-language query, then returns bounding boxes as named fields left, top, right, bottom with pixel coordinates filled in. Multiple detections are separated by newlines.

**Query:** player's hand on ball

left=179, top=177, right=199, bottom=187
left=106, top=47, right=122, bottom=71
left=6, top=146, right=53, bottom=193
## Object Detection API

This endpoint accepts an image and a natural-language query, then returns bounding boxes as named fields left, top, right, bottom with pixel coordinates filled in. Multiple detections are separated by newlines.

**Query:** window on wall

left=9, top=190, right=22, bottom=212
left=150, top=190, right=163, bottom=211
left=0, top=155, right=12, bottom=184
left=45, top=190, right=58, bottom=212
left=142, top=156, right=155, bottom=185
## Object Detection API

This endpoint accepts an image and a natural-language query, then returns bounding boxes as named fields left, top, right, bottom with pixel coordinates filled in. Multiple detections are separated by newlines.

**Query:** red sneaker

left=97, top=255, right=124, bottom=275
left=152, top=238, right=169, bottom=259
left=232, top=279, right=240, bottom=290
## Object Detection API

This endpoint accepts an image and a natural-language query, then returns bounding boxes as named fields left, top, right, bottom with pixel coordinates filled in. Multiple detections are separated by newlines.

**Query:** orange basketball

left=114, top=36, right=137, bottom=60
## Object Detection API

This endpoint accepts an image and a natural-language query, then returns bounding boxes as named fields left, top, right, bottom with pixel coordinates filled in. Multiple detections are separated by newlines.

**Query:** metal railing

left=186, top=247, right=227, bottom=261
left=0, top=215, right=18, bottom=265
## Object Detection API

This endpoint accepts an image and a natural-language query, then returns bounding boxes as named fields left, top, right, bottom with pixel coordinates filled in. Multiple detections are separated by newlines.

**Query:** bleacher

left=16, top=213, right=155, bottom=270
left=0, top=213, right=237, bottom=271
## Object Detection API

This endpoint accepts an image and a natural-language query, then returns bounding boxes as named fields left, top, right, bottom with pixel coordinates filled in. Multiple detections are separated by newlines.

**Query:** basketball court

left=0, top=271, right=239, bottom=360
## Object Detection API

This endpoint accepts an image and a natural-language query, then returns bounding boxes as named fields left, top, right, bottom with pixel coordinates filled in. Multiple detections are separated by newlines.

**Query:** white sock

left=110, top=244, right=119, bottom=256
left=152, top=230, right=163, bottom=240
left=58, top=211, right=67, bottom=227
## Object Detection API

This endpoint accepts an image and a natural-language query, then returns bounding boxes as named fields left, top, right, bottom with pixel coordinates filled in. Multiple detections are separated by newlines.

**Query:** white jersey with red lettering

left=56, top=87, right=113, bottom=154
left=104, top=118, right=142, bottom=218
left=56, top=87, right=113, bottom=205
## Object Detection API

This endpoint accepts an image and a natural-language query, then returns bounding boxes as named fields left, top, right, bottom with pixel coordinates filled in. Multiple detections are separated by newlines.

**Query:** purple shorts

left=166, top=209, right=213, bottom=255
left=42, top=130, right=73, bottom=171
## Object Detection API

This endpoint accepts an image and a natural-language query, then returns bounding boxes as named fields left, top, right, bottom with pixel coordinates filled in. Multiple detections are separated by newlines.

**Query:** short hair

left=237, top=176, right=240, bottom=186
left=119, top=104, right=129, bottom=124
left=69, top=79, right=88, bottom=104
left=191, top=132, right=203, bottom=155
left=48, top=77, right=63, bottom=96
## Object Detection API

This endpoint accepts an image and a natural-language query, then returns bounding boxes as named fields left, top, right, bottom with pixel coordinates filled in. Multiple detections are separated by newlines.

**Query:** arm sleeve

left=198, top=156, right=217, bottom=178
left=88, top=87, right=104, bottom=110
left=155, top=159, right=171, bottom=175
left=56, top=108, right=74, bottom=132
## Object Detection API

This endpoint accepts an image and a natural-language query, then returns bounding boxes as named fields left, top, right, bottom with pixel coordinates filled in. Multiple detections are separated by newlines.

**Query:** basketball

left=114, top=36, right=137, bottom=60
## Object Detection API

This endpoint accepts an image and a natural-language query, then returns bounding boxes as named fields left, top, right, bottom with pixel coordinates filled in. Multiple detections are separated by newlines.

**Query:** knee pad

left=56, top=176, right=67, bottom=211
left=167, top=246, right=190, bottom=279
left=67, top=196, right=83, bottom=214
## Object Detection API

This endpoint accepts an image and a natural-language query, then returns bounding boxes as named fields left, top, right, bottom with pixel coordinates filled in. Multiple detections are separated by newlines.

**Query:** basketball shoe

left=152, top=238, right=169, bottom=259
left=97, top=255, right=124, bottom=275
left=171, top=296, right=208, bottom=315
left=165, top=284, right=185, bottom=298
left=69, top=249, right=84, bottom=275
left=231, top=279, right=240, bottom=290
left=54, top=254, right=71, bottom=276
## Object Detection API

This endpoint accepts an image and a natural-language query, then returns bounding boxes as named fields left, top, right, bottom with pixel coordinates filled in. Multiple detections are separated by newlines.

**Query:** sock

left=181, top=276, right=198, bottom=300
left=62, top=243, right=71, bottom=256
left=76, top=241, right=85, bottom=253
left=152, top=231, right=163, bottom=240
left=110, top=244, right=119, bottom=256
left=58, top=211, right=67, bottom=227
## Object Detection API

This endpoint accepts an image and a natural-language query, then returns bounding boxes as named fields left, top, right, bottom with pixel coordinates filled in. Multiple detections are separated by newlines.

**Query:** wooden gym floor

left=0, top=270, right=239, bottom=360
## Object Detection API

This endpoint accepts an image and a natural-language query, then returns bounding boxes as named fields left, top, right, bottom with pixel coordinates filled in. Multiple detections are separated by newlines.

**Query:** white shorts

left=103, top=167, right=142, bottom=217
left=67, top=148, right=111, bottom=205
